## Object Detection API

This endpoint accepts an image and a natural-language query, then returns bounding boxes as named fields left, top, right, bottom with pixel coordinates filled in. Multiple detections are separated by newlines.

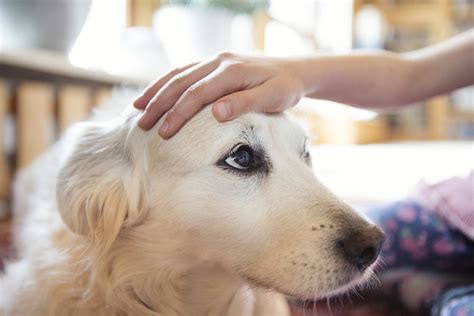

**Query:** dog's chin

left=292, top=266, right=377, bottom=303
left=242, top=265, right=375, bottom=303
left=318, top=270, right=372, bottom=299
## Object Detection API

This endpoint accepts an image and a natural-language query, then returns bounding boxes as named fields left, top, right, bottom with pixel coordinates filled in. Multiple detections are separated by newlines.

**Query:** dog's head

left=56, top=105, right=384, bottom=299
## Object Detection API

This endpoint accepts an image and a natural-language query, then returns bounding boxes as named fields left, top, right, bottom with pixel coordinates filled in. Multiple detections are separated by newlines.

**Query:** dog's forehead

left=188, top=109, right=306, bottom=149
left=159, top=107, right=307, bottom=157
left=235, top=113, right=306, bottom=148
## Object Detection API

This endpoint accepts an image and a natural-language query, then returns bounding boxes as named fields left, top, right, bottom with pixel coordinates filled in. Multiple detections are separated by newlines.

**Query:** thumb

left=212, top=86, right=277, bottom=121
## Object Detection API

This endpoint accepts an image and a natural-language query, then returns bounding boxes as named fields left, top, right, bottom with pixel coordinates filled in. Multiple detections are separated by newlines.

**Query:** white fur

left=0, top=99, right=378, bottom=315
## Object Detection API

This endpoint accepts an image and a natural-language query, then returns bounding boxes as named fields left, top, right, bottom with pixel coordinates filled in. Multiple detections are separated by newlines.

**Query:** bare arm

left=134, top=30, right=474, bottom=138
left=295, top=52, right=412, bottom=108
left=403, top=30, right=474, bottom=104
left=300, top=30, right=474, bottom=108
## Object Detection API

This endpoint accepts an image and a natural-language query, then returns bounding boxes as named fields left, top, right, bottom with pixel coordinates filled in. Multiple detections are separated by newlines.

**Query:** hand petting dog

left=135, top=30, right=474, bottom=139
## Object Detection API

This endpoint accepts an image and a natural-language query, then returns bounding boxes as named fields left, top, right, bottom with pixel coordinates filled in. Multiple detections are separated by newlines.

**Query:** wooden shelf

left=0, top=49, right=148, bottom=86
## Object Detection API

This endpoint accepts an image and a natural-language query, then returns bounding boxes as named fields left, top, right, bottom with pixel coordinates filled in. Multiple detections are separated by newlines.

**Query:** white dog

left=0, top=101, right=384, bottom=316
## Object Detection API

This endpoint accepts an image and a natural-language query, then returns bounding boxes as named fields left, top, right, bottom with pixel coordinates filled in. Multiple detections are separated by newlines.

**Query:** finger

left=212, top=81, right=284, bottom=121
left=133, top=62, right=198, bottom=109
left=137, top=60, right=218, bottom=130
left=158, top=69, right=244, bottom=138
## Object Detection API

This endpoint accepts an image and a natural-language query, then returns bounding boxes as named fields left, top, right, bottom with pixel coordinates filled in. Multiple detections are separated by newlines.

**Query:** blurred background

left=0, top=0, right=474, bottom=215
left=0, top=1, right=473, bottom=315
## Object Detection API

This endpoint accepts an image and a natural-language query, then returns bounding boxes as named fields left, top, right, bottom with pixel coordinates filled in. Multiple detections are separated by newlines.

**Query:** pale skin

left=134, top=30, right=474, bottom=138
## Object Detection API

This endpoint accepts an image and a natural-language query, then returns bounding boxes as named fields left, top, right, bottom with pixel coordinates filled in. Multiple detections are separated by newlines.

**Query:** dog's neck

left=41, top=227, right=288, bottom=316
left=180, top=263, right=255, bottom=316
left=178, top=264, right=290, bottom=316
left=50, top=221, right=286, bottom=316
left=127, top=257, right=289, bottom=316
left=77, top=239, right=255, bottom=315
left=126, top=259, right=254, bottom=315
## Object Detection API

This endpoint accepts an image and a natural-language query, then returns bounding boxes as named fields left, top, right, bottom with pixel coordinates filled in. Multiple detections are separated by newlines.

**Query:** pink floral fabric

left=370, top=200, right=474, bottom=272
left=414, top=171, right=474, bottom=240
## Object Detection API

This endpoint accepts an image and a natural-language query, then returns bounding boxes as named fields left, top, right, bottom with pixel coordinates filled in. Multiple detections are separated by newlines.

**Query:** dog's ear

left=56, top=121, right=147, bottom=250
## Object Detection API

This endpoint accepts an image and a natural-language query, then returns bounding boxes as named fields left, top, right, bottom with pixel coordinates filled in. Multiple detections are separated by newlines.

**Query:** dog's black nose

left=339, top=226, right=385, bottom=271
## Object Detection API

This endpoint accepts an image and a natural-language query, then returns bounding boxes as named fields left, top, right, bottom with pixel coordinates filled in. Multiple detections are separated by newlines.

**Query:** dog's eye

left=301, top=140, right=312, bottom=166
left=225, top=146, right=253, bottom=170
left=303, top=150, right=311, bottom=161
left=217, top=144, right=270, bottom=176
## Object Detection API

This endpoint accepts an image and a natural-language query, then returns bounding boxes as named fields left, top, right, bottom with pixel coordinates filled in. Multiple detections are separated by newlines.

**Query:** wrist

left=282, top=58, right=316, bottom=97
left=284, top=57, right=327, bottom=98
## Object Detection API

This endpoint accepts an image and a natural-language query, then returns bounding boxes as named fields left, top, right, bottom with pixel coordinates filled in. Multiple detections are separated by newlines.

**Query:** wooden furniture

left=0, top=49, right=145, bottom=215
left=16, top=82, right=55, bottom=169
left=0, top=81, right=9, bottom=207
left=127, top=0, right=160, bottom=27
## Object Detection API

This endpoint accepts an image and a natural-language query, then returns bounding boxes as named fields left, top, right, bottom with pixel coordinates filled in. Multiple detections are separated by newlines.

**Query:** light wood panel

left=127, top=0, right=160, bottom=27
left=427, top=96, right=450, bottom=140
left=0, top=80, right=10, bottom=203
left=93, top=87, right=113, bottom=108
left=58, top=85, right=91, bottom=133
left=16, top=82, right=54, bottom=169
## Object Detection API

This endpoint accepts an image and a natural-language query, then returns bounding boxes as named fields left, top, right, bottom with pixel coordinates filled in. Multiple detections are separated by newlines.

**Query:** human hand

left=133, top=52, right=306, bottom=138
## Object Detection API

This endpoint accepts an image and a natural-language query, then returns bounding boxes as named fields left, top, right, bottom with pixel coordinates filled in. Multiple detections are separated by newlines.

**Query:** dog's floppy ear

left=56, top=121, right=147, bottom=250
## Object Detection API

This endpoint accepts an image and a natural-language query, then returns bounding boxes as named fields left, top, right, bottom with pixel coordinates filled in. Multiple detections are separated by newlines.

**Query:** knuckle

left=236, top=94, right=251, bottom=109
left=182, top=86, right=206, bottom=110
left=224, top=62, right=243, bottom=73
left=216, top=51, right=234, bottom=61
left=168, top=107, right=186, bottom=122
left=166, top=107, right=175, bottom=117
left=166, top=108, right=178, bottom=121
left=169, top=74, right=187, bottom=87
left=185, top=83, right=202, bottom=96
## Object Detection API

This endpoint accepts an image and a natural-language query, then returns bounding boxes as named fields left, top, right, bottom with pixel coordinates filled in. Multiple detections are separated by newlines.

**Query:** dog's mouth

left=241, top=263, right=376, bottom=302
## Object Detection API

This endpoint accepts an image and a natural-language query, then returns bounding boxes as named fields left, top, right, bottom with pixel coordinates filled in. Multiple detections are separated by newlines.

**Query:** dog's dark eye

left=302, top=141, right=312, bottom=166
left=217, top=144, right=270, bottom=176
left=225, top=145, right=253, bottom=170
left=303, top=150, right=311, bottom=162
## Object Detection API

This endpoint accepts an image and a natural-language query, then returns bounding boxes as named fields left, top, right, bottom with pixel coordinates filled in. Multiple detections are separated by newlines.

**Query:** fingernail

left=215, top=102, right=231, bottom=120
left=159, top=121, right=170, bottom=136
left=133, top=95, right=145, bottom=107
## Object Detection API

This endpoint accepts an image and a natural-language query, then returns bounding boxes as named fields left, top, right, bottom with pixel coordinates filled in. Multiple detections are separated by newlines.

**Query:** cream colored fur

left=0, top=100, right=377, bottom=316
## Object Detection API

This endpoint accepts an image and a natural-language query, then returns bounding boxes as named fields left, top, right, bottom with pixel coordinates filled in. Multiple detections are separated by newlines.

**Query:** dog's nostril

left=339, top=241, right=381, bottom=271
left=339, top=226, right=385, bottom=271
left=358, top=246, right=378, bottom=267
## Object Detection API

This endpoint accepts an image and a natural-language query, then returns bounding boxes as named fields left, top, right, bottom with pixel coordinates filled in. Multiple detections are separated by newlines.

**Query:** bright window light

left=69, top=0, right=127, bottom=70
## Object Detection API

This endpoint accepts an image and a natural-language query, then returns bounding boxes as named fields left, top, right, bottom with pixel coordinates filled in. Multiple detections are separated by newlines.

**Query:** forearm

left=291, top=51, right=412, bottom=109
left=292, top=30, right=474, bottom=109
left=403, top=30, right=474, bottom=104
